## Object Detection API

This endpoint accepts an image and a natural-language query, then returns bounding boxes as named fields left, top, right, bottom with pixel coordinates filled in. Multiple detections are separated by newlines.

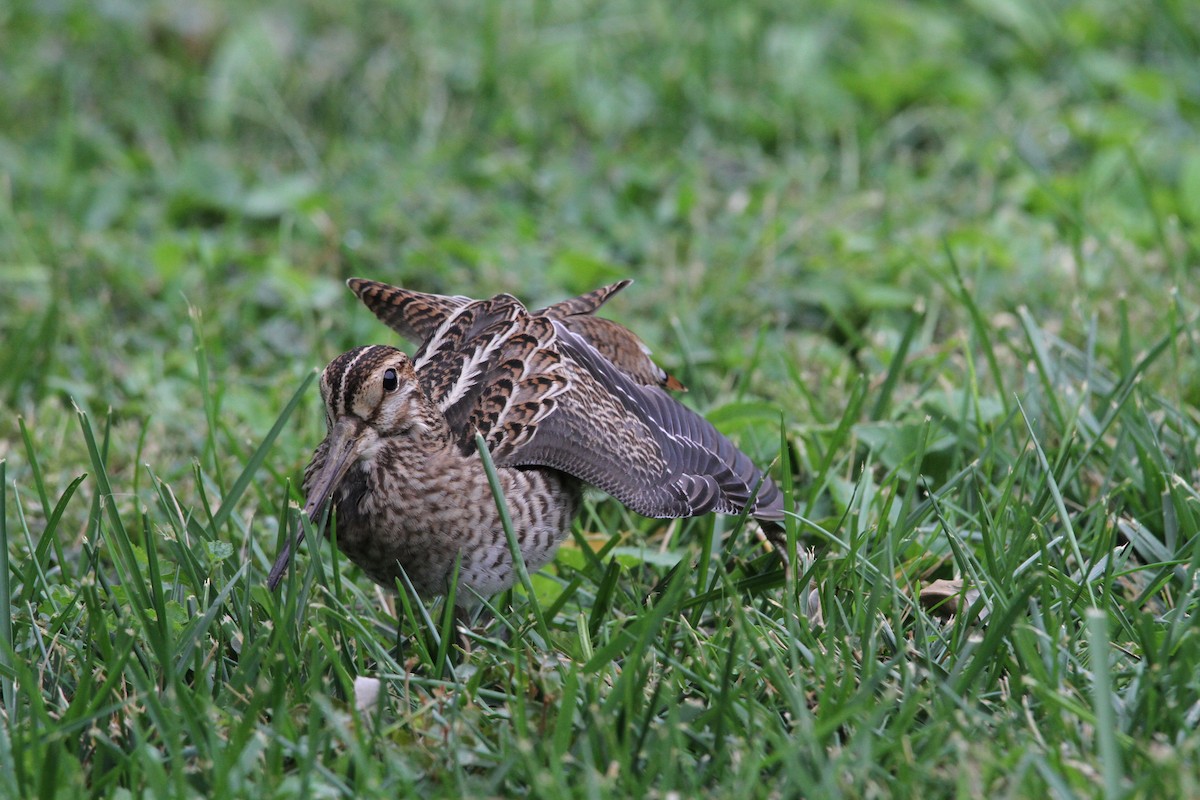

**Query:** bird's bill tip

left=266, top=537, right=299, bottom=590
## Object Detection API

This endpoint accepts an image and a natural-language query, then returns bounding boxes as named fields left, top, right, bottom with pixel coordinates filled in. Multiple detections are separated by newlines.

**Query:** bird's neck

left=405, top=401, right=456, bottom=452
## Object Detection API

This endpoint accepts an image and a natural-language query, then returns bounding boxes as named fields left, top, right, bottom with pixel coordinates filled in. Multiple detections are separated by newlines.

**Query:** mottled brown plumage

left=267, top=280, right=789, bottom=608
left=349, top=278, right=686, bottom=391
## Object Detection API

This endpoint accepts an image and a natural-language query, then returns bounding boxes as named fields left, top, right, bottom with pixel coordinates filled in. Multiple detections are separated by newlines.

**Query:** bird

left=267, top=278, right=792, bottom=615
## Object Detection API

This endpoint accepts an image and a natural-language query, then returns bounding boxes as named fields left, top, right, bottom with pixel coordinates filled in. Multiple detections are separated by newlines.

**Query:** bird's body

left=268, top=279, right=789, bottom=609
left=301, top=355, right=580, bottom=599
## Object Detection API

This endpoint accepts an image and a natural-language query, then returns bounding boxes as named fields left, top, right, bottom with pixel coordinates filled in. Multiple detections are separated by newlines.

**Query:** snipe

left=268, top=279, right=791, bottom=611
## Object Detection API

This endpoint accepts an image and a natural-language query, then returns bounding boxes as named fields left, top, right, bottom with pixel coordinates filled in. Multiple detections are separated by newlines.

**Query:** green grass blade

left=211, top=370, right=315, bottom=539
left=475, top=432, right=550, bottom=644
left=1086, top=609, right=1124, bottom=799
left=0, top=461, right=12, bottom=719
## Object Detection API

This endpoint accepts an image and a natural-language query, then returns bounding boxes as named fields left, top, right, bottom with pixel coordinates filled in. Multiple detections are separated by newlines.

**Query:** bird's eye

left=382, top=368, right=399, bottom=392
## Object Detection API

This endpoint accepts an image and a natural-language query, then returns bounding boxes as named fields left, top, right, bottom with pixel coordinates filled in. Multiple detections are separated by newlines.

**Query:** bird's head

left=317, top=344, right=427, bottom=438
left=267, top=344, right=427, bottom=589
left=306, top=344, right=431, bottom=514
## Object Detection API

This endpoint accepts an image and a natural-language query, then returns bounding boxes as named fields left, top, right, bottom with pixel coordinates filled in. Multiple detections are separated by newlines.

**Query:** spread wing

left=517, top=322, right=784, bottom=522
left=347, top=278, right=784, bottom=544
left=351, top=277, right=684, bottom=391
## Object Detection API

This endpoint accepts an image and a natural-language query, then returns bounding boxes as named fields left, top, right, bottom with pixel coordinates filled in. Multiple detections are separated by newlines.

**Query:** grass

left=3, top=0, right=1200, bottom=796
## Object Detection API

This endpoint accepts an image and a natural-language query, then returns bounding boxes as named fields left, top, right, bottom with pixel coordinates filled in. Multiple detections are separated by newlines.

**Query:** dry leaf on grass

left=918, top=578, right=983, bottom=620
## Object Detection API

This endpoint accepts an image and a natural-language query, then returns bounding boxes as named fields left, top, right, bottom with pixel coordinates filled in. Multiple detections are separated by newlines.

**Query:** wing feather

left=347, top=279, right=470, bottom=342
left=534, top=280, right=631, bottom=318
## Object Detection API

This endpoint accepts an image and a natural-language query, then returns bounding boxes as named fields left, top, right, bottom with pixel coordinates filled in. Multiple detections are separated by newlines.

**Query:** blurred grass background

left=2, top=0, right=1200, bottom=796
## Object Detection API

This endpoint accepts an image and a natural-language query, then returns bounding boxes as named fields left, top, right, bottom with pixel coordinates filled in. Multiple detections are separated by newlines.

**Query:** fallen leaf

left=919, top=578, right=982, bottom=620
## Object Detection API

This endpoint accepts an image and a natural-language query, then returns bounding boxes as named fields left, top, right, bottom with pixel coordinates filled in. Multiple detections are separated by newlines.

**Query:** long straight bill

left=267, top=417, right=364, bottom=589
